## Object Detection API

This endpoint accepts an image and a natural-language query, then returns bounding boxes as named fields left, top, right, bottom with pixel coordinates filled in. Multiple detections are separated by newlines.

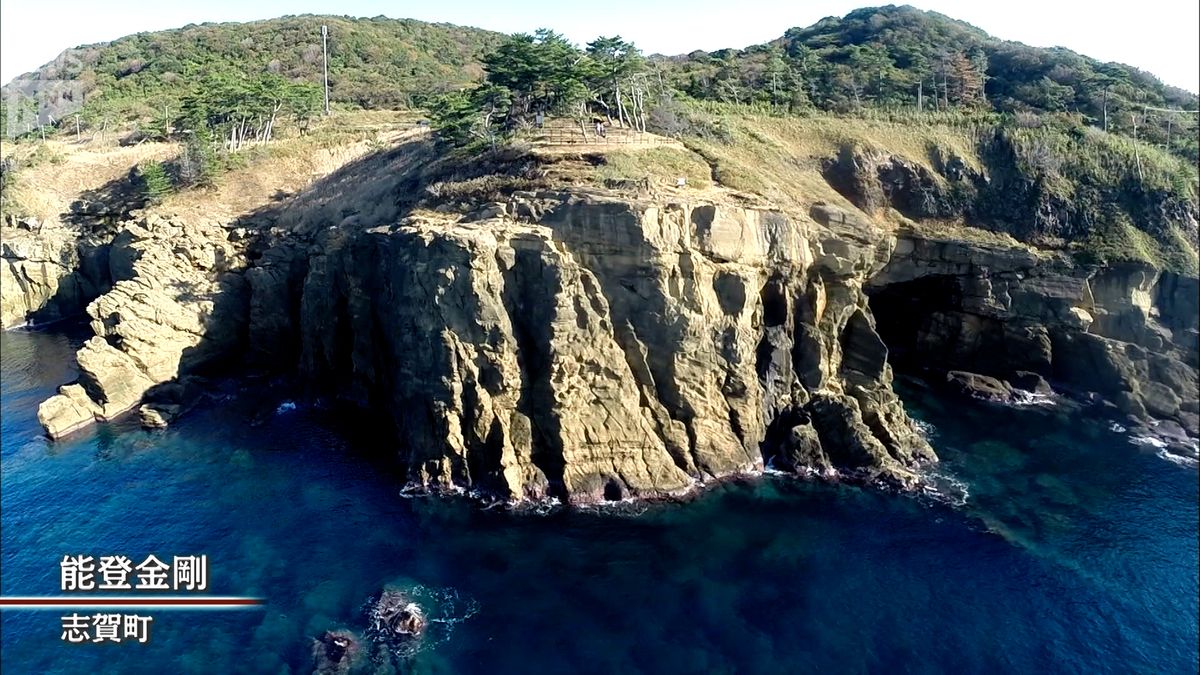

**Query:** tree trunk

left=1132, top=113, right=1143, bottom=179
left=614, top=80, right=627, bottom=128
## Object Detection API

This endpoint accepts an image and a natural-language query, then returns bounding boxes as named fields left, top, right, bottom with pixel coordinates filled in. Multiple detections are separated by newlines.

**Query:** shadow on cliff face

left=188, top=135, right=552, bottom=375
left=500, top=247, right=568, bottom=499
left=865, top=275, right=1058, bottom=382
left=158, top=138, right=440, bottom=388
left=867, top=276, right=966, bottom=374
left=63, top=168, right=148, bottom=234
left=125, top=136, right=456, bottom=450
left=820, top=142, right=981, bottom=223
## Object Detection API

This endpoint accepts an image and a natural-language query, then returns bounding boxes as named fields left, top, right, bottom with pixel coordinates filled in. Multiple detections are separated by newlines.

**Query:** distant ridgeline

left=2, top=6, right=1197, bottom=156
left=661, top=6, right=1198, bottom=154
left=0, top=15, right=504, bottom=135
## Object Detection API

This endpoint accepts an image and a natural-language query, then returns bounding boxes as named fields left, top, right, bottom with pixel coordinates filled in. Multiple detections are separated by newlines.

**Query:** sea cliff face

left=32, top=190, right=941, bottom=502
left=0, top=221, right=109, bottom=328
left=870, top=233, right=1199, bottom=444
left=16, top=147, right=1200, bottom=500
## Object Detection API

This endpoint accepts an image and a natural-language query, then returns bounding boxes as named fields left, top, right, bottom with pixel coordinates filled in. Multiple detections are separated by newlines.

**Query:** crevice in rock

left=500, top=246, right=568, bottom=500
left=550, top=236, right=699, bottom=475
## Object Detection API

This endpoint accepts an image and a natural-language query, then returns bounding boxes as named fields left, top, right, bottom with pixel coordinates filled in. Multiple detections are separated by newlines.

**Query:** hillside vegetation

left=1, top=6, right=1196, bottom=274
left=661, top=5, right=1198, bottom=159
left=669, top=106, right=1197, bottom=273
left=2, top=15, right=502, bottom=132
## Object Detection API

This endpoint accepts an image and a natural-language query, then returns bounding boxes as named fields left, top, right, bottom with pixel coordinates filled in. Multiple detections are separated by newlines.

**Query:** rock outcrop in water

left=311, top=630, right=361, bottom=675
left=37, top=215, right=248, bottom=438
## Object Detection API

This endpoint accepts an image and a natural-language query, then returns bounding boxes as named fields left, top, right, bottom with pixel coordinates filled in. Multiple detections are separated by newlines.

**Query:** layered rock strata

left=37, top=216, right=248, bottom=437
left=869, top=231, right=1200, bottom=441
left=1, top=220, right=109, bottom=328
left=29, top=187, right=1198, bottom=501
left=35, top=194, right=935, bottom=503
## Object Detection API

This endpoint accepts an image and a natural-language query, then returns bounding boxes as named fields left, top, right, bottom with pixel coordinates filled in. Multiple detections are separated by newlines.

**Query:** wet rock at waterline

left=365, top=590, right=427, bottom=646
left=311, top=630, right=362, bottom=675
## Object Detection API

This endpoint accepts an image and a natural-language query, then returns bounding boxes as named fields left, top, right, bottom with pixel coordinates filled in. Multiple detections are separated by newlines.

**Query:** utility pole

left=322, top=25, right=330, bottom=116
left=1132, top=112, right=1143, bottom=180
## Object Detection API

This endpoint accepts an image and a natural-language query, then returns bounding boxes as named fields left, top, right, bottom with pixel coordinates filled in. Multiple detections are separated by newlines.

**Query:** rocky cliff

left=20, top=133, right=1200, bottom=501
left=1, top=220, right=109, bottom=328
left=869, top=232, right=1199, bottom=447
left=34, top=186, right=937, bottom=503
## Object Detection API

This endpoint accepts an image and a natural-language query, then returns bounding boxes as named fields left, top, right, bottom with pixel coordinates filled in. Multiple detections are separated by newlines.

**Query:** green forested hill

left=658, top=5, right=1198, bottom=156
left=3, top=15, right=503, bottom=129
left=3, top=6, right=1197, bottom=157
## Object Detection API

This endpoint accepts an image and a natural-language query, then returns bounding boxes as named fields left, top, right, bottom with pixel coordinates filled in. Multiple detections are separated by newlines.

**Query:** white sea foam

left=1109, top=422, right=1127, bottom=433
left=912, top=418, right=938, bottom=440
left=362, top=585, right=480, bottom=660
left=1157, top=449, right=1199, bottom=468
left=1123, top=429, right=1199, bottom=468
left=918, top=471, right=970, bottom=507
left=1009, top=391, right=1056, bottom=407
left=274, top=401, right=297, bottom=414
left=1129, top=435, right=1168, bottom=449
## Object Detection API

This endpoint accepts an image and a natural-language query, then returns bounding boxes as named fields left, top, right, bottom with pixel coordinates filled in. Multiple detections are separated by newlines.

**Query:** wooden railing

left=533, top=121, right=653, bottom=146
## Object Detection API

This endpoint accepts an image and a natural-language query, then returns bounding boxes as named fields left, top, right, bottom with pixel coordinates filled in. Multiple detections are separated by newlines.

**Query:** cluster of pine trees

left=429, top=30, right=654, bottom=148
left=173, top=72, right=321, bottom=149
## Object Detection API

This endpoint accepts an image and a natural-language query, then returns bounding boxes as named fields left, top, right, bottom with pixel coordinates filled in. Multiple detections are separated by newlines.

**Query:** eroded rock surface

left=1, top=220, right=108, bottom=328
left=36, top=215, right=249, bottom=436
left=311, top=630, right=361, bottom=675
left=36, top=193, right=935, bottom=501
left=870, top=231, right=1200, bottom=442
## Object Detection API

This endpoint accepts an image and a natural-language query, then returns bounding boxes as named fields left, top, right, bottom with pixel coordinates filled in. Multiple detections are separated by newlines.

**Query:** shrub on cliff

left=137, top=161, right=173, bottom=205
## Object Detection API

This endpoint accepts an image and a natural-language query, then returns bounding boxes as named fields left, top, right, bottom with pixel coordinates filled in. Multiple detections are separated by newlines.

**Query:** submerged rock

left=311, top=630, right=361, bottom=675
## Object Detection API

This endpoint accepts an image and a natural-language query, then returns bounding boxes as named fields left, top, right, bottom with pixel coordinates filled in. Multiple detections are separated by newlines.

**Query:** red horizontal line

left=0, top=597, right=262, bottom=607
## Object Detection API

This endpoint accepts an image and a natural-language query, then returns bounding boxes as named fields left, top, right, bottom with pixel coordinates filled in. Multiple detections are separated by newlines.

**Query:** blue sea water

left=1, top=327, right=1197, bottom=674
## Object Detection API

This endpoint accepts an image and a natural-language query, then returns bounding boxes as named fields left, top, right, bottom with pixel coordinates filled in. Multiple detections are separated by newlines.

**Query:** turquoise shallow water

left=1, top=327, right=1197, bottom=674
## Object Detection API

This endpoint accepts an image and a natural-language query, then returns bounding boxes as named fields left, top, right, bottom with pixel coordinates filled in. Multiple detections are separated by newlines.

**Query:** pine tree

left=949, top=52, right=984, bottom=106
left=138, top=162, right=173, bottom=204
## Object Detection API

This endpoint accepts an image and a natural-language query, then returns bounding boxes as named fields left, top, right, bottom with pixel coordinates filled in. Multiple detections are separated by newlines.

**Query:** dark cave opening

left=865, top=275, right=965, bottom=374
